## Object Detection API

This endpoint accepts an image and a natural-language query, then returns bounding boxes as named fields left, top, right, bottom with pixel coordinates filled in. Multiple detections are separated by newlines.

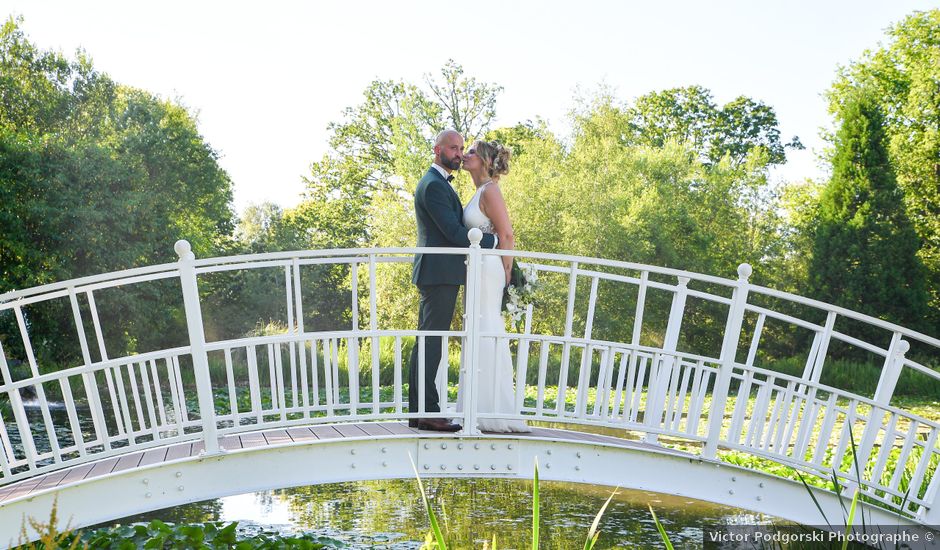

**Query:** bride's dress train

left=460, top=183, right=529, bottom=433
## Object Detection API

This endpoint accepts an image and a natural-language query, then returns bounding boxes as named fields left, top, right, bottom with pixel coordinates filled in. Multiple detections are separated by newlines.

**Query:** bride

left=459, top=140, right=530, bottom=433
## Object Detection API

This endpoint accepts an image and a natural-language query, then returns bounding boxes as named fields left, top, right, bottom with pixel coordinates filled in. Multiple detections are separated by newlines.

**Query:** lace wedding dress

left=460, top=183, right=530, bottom=433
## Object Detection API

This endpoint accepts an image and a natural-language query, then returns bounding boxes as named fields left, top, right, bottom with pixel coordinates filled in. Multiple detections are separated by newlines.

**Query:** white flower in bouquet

left=502, top=263, right=542, bottom=329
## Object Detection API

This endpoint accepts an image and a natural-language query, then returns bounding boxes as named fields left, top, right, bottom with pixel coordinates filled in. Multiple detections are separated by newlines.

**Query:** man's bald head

left=435, top=129, right=461, bottom=147
left=433, top=129, right=464, bottom=172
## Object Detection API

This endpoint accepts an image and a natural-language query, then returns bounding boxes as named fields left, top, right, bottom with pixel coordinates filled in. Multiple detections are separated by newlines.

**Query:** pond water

left=105, top=478, right=768, bottom=548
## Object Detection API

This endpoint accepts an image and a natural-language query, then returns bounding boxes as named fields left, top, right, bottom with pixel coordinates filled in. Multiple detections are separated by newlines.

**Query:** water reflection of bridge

left=2, top=234, right=939, bottom=542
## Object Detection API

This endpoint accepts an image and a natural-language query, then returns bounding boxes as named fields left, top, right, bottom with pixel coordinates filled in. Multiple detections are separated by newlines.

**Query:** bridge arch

left=0, top=427, right=914, bottom=543
left=1, top=237, right=939, bottom=540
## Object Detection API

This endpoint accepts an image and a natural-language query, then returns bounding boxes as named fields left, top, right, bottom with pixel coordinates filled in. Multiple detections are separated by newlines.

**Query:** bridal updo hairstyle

left=473, top=140, right=511, bottom=179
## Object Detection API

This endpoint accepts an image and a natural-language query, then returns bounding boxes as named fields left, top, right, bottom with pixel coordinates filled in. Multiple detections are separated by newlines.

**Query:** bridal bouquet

left=502, top=261, right=541, bottom=328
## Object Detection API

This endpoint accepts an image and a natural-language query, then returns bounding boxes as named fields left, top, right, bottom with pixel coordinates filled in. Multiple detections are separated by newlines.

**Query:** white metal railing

left=1, top=234, right=940, bottom=522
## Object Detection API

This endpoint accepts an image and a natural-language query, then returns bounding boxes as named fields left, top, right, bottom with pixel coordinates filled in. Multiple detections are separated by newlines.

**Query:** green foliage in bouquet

left=501, top=262, right=541, bottom=328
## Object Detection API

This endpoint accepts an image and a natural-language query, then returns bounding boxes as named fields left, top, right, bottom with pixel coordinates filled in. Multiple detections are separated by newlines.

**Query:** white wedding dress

left=460, top=183, right=530, bottom=433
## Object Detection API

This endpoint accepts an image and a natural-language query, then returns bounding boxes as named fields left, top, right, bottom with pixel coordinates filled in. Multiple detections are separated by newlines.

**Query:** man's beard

left=442, top=154, right=461, bottom=171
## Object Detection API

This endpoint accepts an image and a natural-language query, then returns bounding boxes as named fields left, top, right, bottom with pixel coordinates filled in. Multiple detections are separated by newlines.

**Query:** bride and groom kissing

left=408, top=129, right=530, bottom=434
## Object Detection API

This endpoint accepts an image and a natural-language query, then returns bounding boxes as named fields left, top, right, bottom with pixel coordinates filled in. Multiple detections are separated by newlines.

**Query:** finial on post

left=468, top=228, right=483, bottom=248
left=175, top=240, right=195, bottom=261
left=737, top=263, right=753, bottom=282
left=897, top=340, right=911, bottom=357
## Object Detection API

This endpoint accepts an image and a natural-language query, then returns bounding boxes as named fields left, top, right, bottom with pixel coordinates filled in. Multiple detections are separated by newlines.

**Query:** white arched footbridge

left=1, top=236, right=939, bottom=542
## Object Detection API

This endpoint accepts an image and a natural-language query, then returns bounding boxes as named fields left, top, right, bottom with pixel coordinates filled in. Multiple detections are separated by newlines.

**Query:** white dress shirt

left=429, top=163, right=497, bottom=248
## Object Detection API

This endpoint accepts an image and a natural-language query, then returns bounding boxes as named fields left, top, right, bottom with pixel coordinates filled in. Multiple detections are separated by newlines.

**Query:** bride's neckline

left=475, top=180, right=493, bottom=190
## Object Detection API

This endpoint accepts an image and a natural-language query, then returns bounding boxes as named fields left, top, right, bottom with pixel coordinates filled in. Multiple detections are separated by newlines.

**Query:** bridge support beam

left=2, top=433, right=915, bottom=544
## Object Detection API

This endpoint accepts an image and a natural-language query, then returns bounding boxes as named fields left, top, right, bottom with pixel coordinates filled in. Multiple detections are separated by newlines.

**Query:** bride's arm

left=479, top=184, right=514, bottom=285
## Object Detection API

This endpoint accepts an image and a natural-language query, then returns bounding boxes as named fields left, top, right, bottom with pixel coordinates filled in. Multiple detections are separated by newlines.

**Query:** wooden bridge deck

left=0, top=422, right=690, bottom=505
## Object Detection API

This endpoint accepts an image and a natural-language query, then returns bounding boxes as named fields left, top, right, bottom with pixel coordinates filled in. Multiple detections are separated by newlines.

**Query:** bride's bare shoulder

left=480, top=181, right=506, bottom=204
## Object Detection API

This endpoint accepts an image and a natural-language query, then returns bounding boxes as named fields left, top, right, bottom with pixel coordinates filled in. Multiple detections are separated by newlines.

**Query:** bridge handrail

left=4, top=244, right=938, bottom=351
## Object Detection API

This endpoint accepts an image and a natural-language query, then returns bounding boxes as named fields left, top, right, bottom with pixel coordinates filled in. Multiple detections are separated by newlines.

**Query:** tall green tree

left=0, top=18, right=235, bottom=365
left=828, top=9, right=940, bottom=323
left=809, top=92, right=928, bottom=330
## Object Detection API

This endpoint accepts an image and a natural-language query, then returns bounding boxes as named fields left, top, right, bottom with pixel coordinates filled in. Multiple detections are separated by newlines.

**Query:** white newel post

left=857, top=335, right=908, bottom=474
left=462, top=229, right=483, bottom=435
left=175, top=240, right=220, bottom=454
left=703, top=263, right=752, bottom=459
left=645, top=276, right=689, bottom=443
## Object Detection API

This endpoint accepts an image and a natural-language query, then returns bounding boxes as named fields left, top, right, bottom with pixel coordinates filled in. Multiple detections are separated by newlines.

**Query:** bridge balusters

left=291, top=260, right=310, bottom=419
left=0, top=406, right=11, bottom=477
left=112, top=365, right=135, bottom=445
left=644, top=277, right=689, bottom=442
left=686, top=362, right=711, bottom=436
left=147, top=359, right=166, bottom=434
left=221, top=348, right=238, bottom=425
left=907, top=427, right=938, bottom=509
left=775, top=380, right=803, bottom=454
left=607, top=350, right=628, bottom=422
left=805, top=312, right=837, bottom=386
left=743, top=313, right=765, bottom=370
left=917, top=429, right=940, bottom=522
left=630, top=353, right=649, bottom=424
left=534, top=340, right=550, bottom=414
left=12, top=306, right=62, bottom=466
left=745, top=375, right=772, bottom=448
left=890, top=419, right=920, bottom=493
left=326, top=338, right=339, bottom=415
left=791, top=385, right=821, bottom=461
left=513, top=303, right=534, bottom=415
left=124, top=363, right=142, bottom=436
left=554, top=261, right=578, bottom=418
left=438, top=336, right=449, bottom=414
left=368, top=256, right=380, bottom=415
left=662, top=356, right=683, bottom=429
left=349, top=262, right=360, bottom=416
left=310, top=338, right=329, bottom=409
left=137, top=361, right=159, bottom=440
left=831, top=399, right=859, bottom=473
left=765, top=378, right=791, bottom=452
left=593, top=346, right=614, bottom=419
left=283, top=265, right=299, bottom=417
left=809, top=392, right=839, bottom=467
left=416, top=335, right=426, bottom=418
left=393, top=336, right=403, bottom=414
left=574, top=276, right=601, bottom=418
left=168, top=356, right=187, bottom=434
left=272, top=342, right=286, bottom=420
left=68, top=287, right=108, bottom=450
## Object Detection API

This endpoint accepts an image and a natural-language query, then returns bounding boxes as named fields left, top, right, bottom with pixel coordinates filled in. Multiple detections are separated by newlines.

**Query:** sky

left=3, top=0, right=937, bottom=214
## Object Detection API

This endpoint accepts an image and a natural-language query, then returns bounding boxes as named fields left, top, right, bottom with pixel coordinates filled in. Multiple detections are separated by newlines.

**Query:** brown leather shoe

left=415, top=418, right=462, bottom=432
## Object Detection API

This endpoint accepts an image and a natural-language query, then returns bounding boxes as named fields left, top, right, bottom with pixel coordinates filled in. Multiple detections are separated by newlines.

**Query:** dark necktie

left=446, top=174, right=454, bottom=182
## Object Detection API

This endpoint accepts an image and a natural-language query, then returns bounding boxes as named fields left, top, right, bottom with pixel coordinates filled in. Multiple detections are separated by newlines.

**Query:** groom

left=408, top=129, right=498, bottom=431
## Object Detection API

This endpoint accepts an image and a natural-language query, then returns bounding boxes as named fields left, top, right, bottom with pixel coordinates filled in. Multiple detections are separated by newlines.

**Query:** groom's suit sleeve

left=424, top=179, right=498, bottom=249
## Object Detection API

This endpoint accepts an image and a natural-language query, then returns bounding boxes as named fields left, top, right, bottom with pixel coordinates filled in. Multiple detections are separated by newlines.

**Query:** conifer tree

left=809, top=92, right=928, bottom=330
